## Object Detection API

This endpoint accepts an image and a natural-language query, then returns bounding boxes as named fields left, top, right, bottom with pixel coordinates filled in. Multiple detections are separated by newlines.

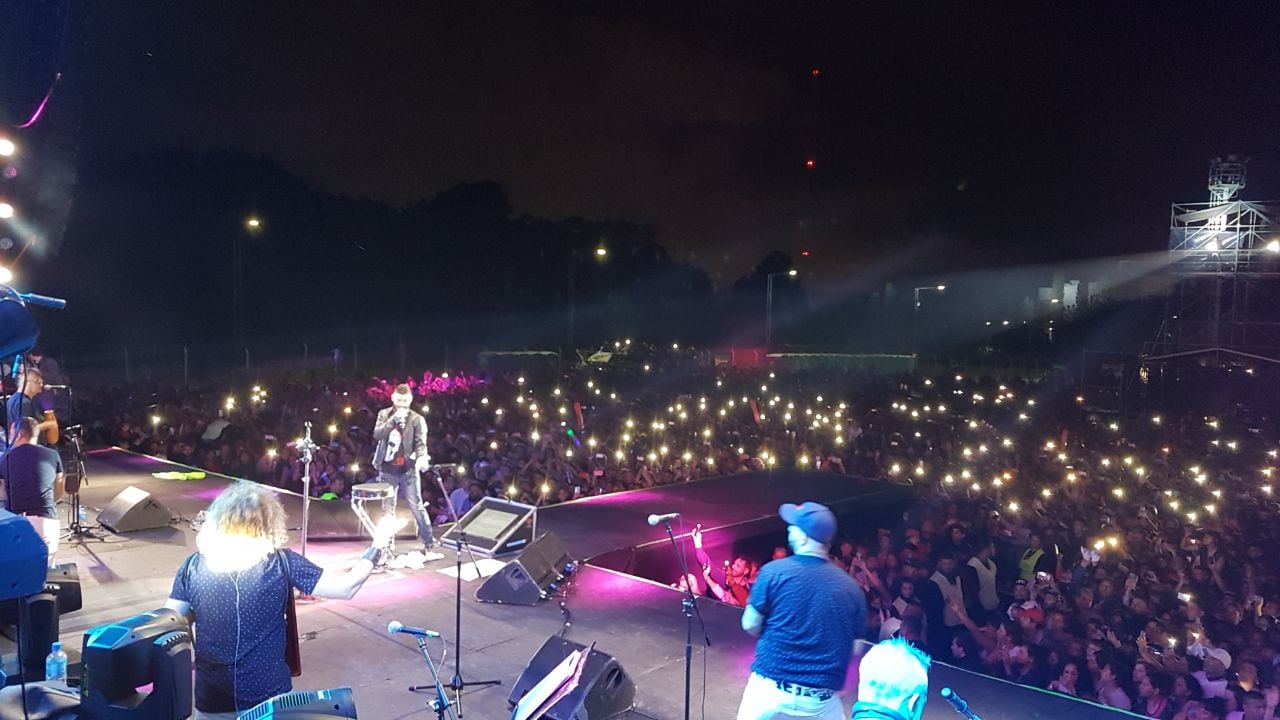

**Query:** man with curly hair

left=165, top=483, right=394, bottom=719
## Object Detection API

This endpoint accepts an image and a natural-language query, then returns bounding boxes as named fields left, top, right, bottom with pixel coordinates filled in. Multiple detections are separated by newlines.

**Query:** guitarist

left=7, top=367, right=58, bottom=447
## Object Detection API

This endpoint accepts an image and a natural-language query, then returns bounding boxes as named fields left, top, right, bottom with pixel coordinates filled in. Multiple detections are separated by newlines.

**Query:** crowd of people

left=66, top=345, right=1280, bottom=719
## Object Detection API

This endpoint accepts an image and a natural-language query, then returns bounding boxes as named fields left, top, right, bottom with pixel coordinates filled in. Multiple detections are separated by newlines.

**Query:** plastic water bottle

left=78, top=506, right=88, bottom=525
left=45, top=641, right=67, bottom=683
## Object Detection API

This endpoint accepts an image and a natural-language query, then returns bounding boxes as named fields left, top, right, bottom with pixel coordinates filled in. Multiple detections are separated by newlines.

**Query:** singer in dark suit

left=372, top=384, right=443, bottom=560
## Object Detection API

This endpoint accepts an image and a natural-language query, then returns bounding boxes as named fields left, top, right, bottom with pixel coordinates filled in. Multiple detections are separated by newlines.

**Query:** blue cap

left=779, top=502, right=837, bottom=545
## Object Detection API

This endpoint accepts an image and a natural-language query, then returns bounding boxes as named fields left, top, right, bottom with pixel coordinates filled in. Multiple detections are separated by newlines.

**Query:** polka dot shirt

left=170, top=549, right=323, bottom=713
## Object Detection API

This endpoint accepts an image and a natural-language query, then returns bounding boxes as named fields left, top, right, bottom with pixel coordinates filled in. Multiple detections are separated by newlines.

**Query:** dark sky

left=27, top=2, right=1280, bottom=284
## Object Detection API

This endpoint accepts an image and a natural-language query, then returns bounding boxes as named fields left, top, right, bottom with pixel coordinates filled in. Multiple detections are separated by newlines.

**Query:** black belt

left=771, top=678, right=834, bottom=701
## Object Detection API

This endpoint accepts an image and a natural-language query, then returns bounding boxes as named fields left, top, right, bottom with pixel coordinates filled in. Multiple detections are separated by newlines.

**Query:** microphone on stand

left=647, top=512, right=681, bottom=526
left=387, top=620, right=441, bottom=638
left=940, top=687, right=981, bottom=720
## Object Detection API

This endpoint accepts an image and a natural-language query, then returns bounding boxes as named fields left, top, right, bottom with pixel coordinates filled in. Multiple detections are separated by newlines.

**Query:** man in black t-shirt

left=2, top=417, right=63, bottom=519
left=737, top=502, right=867, bottom=720
left=6, top=367, right=56, bottom=447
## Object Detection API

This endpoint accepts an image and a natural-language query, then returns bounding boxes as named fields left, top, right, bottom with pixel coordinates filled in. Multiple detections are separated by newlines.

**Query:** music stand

left=510, top=642, right=592, bottom=720
left=407, top=467, right=501, bottom=716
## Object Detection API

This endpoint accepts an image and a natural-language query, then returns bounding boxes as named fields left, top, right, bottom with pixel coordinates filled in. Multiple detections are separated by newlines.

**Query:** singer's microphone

left=647, top=512, right=680, bottom=526
left=941, top=687, right=977, bottom=719
left=387, top=620, right=440, bottom=638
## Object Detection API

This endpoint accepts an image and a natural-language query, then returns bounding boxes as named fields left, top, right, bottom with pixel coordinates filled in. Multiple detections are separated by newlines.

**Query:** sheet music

left=511, top=644, right=592, bottom=720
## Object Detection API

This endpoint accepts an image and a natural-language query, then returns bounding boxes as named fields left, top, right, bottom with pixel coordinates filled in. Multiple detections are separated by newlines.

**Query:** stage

left=22, top=449, right=1129, bottom=719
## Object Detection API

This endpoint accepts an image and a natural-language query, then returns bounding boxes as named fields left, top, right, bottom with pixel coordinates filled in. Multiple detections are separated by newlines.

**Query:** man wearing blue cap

left=737, top=502, right=867, bottom=719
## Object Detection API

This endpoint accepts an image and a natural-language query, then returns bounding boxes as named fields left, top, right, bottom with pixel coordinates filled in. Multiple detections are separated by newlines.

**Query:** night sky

left=9, top=1, right=1280, bottom=286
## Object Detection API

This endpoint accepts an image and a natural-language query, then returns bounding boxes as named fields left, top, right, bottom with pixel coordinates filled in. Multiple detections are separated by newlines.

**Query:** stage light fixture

left=1268, top=239, right=1280, bottom=253
left=0, top=266, right=11, bottom=284
left=0, top=138, right=13, bottom=156
left=0, top=202, right=13, bottom=219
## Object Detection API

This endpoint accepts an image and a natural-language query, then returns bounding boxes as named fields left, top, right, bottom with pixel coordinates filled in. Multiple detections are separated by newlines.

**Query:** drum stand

left=351, top=483, right=397, bottom=568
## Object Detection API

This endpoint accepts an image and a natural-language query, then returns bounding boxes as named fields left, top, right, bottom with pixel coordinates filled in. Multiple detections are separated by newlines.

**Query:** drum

left=350, top=482, right=398, bottom=560
left=351, top=483, right=393, bottom=501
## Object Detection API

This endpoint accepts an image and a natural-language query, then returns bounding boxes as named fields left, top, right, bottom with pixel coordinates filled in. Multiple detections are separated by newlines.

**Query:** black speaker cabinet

left=47, top=562, right=82, bottom=615
left=508, top=637, right=636, bottom=720
left=97, top=486, right=173, bottom=533
left=476, top=531, right=572, bottom=605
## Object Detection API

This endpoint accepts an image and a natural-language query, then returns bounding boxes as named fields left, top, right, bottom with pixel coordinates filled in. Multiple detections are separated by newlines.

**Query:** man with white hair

left=737, top=502, right=867, bottom=719
left=850, top=638, right=931, bottom=720
left=373, top=384, right=443, bottom=560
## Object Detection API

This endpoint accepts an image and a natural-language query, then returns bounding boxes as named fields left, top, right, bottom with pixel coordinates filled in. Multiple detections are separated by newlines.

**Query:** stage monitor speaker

left=97, top=486, right=173, bottom=533
left=508, top=636, right=635, bottom=720
left=475, top=531, right=572, bottom=606
left=440, top=496, right=536, bottom=557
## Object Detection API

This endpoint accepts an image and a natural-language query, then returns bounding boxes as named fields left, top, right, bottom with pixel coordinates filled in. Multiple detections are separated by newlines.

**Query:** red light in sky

left=811, top=68, right=820, bottom=76
left=805, top=159, right=815, bottom=168
left=801, top=250, right=810, bottom=257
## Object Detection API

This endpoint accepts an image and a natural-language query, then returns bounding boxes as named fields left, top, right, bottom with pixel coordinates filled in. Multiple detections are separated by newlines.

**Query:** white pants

left=23, top=514, right=59, bottom=560
left=736, top=672, right=845, bottom=720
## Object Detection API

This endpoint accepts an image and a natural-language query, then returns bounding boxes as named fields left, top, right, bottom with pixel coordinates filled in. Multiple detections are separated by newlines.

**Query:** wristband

left=361, top=547, right=384, bottom=565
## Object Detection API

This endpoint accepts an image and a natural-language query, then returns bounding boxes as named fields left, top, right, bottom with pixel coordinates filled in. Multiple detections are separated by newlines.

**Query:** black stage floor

left=32, top=449, right=1128, bottom=720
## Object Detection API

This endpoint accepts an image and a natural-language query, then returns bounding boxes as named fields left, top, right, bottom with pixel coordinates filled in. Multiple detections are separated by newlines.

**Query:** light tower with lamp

left=911, top=284, right=946, bottom=355
left=1148, top=155, right=1280, bottom=363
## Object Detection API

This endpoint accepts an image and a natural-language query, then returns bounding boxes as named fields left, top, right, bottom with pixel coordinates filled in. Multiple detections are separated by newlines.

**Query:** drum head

left=351, top=482, right=393, bottom=499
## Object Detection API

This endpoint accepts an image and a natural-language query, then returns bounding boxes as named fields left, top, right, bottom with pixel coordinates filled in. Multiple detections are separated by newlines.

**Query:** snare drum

left=351, top=483, right=394, bottom=501
left=350, top=482, right=398, bottom=558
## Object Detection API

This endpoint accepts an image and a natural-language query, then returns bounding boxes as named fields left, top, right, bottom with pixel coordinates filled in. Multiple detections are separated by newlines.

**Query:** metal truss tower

left=1146, top=156, right=1280, bottom=365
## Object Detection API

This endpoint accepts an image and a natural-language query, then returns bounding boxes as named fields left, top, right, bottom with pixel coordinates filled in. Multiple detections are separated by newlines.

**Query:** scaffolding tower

left=1146, top=156, right=1280, bottom=365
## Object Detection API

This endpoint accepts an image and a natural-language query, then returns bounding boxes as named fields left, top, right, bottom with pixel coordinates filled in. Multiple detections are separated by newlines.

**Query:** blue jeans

left=378, top=471, right=434, bottom=548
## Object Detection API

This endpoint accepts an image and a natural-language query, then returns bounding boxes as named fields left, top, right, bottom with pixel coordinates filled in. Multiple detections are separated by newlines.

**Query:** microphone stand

left=62, top=429, right=104, bottom=542
left=408, top=467, right=500, bottom=716
left=295, top=422, right=319, bottom=558
left=415, top=635, right=457, bottom=720
left=659, top=518, right=712, bottom=720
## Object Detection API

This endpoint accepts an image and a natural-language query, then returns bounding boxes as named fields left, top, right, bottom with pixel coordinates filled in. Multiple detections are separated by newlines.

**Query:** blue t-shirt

left=170, top=549, right=324, bottom=713
left=5, top=393, right=49, bottom=446
left=748, top=554, right=867, bottom=690
left=0, top=443, right=62, bottom=518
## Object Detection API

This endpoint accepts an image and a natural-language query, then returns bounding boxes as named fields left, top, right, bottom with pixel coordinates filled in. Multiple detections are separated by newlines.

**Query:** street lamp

left=912, top=284, right=947, bottom=354
left=233, top=215, right=264, bottom=348
left=765, top=269, right=798, bottom=348
left=567, top=245, right=608, bottom=350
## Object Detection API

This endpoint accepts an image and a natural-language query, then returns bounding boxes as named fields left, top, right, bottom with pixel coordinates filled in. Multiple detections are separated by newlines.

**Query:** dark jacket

left=371, top=407, right=427, bottom=473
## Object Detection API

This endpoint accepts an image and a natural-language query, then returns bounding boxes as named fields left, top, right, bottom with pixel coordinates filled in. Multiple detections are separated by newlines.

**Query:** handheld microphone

left=647, top=512, right=680, bottom=526
left=940, top=687, right=980, bottom=720
left=387, top=620, right=440, bottom=638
